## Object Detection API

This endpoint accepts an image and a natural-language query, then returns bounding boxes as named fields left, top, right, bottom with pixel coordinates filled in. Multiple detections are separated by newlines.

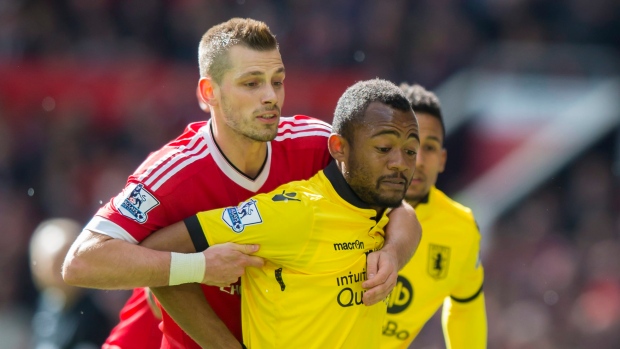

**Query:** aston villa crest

left=428, top=244, right=450, bottom=280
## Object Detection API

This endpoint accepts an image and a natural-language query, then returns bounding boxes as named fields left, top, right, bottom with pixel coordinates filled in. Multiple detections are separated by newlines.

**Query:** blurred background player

left=30, top=218, right=112, bottom=349
left=381, top=84, right=487, bottom=349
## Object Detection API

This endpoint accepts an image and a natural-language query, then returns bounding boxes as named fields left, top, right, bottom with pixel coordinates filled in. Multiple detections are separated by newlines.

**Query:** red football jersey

left=92, top=115, right=332, bottom=349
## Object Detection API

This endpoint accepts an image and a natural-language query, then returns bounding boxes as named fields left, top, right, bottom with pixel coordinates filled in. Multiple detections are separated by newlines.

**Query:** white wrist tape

left=169, top=252, right=206, bottom=286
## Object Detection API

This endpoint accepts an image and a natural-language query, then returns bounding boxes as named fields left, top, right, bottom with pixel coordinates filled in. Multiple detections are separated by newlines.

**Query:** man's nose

left=262, top=85, right=277, bottom=105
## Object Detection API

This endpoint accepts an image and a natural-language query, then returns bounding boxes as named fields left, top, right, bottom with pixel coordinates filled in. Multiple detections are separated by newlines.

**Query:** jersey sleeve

left=450, top=220, right=484, bottom=300
left=442, top=221, right=487, bottom=349
left=186, top=189, right=315, bottom=264
left=441, top=292, right=487, bottom=349
left=86, top=122, right=210, bottom=243
left=87, top=179, right=170, bottom=244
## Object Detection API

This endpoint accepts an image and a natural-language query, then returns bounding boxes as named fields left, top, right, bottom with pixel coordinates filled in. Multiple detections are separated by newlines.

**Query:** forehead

left=416, top=112, right=444, bottom=141
left=357, top=101, right=418, bottom=136
left=225, top=45, right=284, bottom=77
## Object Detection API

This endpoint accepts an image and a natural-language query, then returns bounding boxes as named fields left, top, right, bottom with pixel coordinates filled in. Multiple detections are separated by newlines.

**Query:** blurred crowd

left=1, top=0, right=619, bottom=84
left=1, top=0, right=619, bottom=348
left=484, top=138, right=620, bottom=349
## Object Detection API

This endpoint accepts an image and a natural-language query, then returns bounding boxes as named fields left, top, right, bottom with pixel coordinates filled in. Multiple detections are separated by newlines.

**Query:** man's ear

left=198, top=78, right=217, bottom=107
left=328, top=134, right=348, bottom=162
left=196, top=85, right=209, bottom=112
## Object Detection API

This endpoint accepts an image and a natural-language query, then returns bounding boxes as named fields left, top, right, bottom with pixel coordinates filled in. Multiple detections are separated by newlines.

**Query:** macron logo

left=333, top=240, right=365, bottom=251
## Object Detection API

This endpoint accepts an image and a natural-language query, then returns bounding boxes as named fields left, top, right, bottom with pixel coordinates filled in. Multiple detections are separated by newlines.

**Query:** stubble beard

left=221, top=97, right=278, bottom=142
left=347, top=159, right=406, bottom=209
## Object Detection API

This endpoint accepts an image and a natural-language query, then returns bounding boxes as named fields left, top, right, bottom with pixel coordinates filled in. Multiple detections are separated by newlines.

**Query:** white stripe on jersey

left=144, top=138, right=208, bottom=188
left=274, top=130, right=332, bottom=141
left=85, top=216, right=139, bottom=244
left=278, top=123, right=332, bottom=134
left=137, top=149, right=180, bottom=182
left=151, top=147, right=211, bottom=191
left=279, top=116, right=332, bottom=129
left=137, top=131, right=204, bottom=183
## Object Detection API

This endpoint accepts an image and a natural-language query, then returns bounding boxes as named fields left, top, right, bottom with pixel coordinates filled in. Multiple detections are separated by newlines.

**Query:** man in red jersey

left=63, top=18, right=421, bottom=349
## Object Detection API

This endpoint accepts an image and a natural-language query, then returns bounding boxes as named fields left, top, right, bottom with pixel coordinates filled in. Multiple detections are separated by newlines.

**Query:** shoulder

left=130, top=121, right=214, bottom=194
left=430, top=187, right=479, bottom=235
left=274, top=115, right=332, bottom=143
left=257, top=174, right=322, bottom=210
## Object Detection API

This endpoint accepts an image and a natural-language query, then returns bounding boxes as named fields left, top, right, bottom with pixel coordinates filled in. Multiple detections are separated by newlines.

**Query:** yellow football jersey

left=381, top=186, right=486, bottom=349
left=188, top=163, right=389, bottom=348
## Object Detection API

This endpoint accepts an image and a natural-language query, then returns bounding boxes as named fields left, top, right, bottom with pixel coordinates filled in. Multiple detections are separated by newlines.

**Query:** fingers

left=362, top=251, right=398, bottom=305
left=224, top=242, right=260, bottom=255
left=362, top=251, right=381, bottom=289
left=362, top=271, right=396, bottom=305
left=241, top=254, right=265, bottom=268
left=200, top=243, right=265, bottom=286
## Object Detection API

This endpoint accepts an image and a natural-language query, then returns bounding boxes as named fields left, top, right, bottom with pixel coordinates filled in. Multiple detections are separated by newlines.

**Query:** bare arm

left=62, top=230, right=172, bottom=289
left=140, top=221, right=263, bottom=287
left=150, top=284, right=241, bottom=349
left=382, top=201, right=422, bottom=269
left=63, top=221, right=263, bottom=289
left=142, top=222, right=260, bottom=349
left=362, top=201, right=422, bottom=305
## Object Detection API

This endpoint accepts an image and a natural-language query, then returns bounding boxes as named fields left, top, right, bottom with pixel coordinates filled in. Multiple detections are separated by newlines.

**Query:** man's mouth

left=258, top=113, right=277, bottom=119
left=380, top=177, right=408, bottom=190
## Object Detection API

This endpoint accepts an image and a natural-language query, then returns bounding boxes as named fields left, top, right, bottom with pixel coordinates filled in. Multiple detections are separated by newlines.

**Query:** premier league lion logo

left=113, top=183, right=160, bottom=224
left=222, top=199, right=263, bottom=233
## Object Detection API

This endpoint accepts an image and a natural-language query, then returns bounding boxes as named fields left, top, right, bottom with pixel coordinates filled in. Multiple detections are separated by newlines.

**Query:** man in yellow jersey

left=149, top=78, right=420, bottom=348
left=381, top=83, right=487, bottom=349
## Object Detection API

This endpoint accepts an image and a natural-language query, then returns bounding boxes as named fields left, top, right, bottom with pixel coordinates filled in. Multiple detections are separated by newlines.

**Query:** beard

left=221, top=95, right=279, bottom=142
left=346, top=159, right=409, bottom=209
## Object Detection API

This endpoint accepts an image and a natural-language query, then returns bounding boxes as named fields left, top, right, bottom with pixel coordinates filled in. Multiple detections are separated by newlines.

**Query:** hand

left=362, top=250, right=398, bottom=305
left=201, top=243, right=265, bottom=287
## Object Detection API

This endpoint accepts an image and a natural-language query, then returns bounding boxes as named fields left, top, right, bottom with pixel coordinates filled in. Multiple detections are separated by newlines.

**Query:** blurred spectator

left=29, top=218, right=112, bottom=349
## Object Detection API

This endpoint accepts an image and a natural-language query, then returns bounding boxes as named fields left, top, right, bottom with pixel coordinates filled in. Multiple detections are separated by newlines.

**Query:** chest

left=162, top=157, right=320, bottom=221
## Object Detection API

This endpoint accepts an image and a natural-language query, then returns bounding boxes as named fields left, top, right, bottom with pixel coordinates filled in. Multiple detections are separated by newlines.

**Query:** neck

left=329, top=161, right=385, bottom=216
left=211, top=117, right=268, bottom=179
left=406, top=189, right=431, bottom=208
left=408, top=200, right=421, bottom=208
left=374, top=207, right=386, bottom=218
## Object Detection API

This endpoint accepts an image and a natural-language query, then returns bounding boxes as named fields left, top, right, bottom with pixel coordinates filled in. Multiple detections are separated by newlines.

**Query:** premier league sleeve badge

left=113, top=183, right=160, bottom=223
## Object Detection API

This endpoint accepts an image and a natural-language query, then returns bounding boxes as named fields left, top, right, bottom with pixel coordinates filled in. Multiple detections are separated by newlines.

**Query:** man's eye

left=246, top=82, right=258, bottom=87
left=273, top=81, right=283, bottom=87
left=405, top=150, right=417, bottom=156
left=376, top=147, right=390, bottom=153
left=423, top=145, right=436, bottom=151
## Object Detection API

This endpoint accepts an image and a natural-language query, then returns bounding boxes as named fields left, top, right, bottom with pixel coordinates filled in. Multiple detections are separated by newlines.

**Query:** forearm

left=63, top=230, right=171, bottom=289
left=151, top=284, right=242, bottom=349
left=442, top=294, right=487, bottom=349
left=384, top=202, right=422, bottom=269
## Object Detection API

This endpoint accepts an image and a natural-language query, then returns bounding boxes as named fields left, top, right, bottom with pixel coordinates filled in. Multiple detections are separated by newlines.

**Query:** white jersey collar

left=199, top=119, right=271, bottom=193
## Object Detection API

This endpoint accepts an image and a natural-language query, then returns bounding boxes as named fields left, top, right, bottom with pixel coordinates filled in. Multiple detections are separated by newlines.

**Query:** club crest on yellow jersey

left=428, top=244, right=450, bottom=279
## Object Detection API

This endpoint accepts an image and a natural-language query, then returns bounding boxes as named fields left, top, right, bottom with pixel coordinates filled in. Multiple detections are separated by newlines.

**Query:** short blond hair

left=198, top=18, right=278, bottom=84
